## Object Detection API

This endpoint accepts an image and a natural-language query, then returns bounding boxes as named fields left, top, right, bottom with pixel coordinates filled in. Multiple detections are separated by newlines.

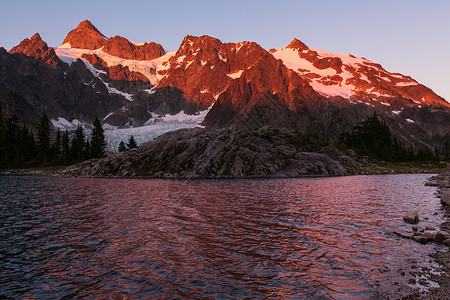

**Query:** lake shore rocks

left=397, top=169, right=450, bottom=248
left=405, top=167, right=450, bottom=299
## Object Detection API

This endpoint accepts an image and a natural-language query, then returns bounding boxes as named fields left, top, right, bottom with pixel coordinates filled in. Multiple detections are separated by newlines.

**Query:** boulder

left=403, top=210, right=419, bottom=224
left=412, top=234, right=429, bottom=244
left=425, top=179, right=440, bottom=186
left=441, top=190, right=450, bottom=206
left=433, top=231, right=450, bottom=244
left=443, top=239, right=450, bottom=247
left=393, top=230, right=413, bottom=239
left=423, top=230, right=437, bottom=240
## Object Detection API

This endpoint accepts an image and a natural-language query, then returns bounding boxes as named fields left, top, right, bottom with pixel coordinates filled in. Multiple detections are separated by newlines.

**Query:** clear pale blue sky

left=1, top=0, right=449, bottom=101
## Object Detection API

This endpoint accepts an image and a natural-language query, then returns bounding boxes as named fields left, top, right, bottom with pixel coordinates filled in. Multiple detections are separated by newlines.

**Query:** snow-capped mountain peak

left=62, top=19, right=107, bottom=50
left=272, top=39, right=448, bottom=109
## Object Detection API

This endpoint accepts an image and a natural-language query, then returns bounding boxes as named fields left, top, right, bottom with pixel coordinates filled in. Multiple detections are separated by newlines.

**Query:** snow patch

left=55, top=46, right=176, bottom=86
left=272, top=47, right=356, bottom=98
left=131, top=41, right=144, bottom=46
left=396, top=81, right=418, bottom=87
left=185, top=60, right=194, bottom=68
left=214, top=89, right=227, bottom=100
left=51, top=117, right=82, bottom=129
left=406, top=118, right=415, bottom=123
left=235, top=43, right=244, bottom=52
left=359, top=74, right=370, bottom=82
left=311, top=48, right=369, bottom=66
left=59, top=42, right=71, bottom=49
left=108, top=86, right=134, bottom=101
left=227, top=70, right=243, bottom=79
left=104, top=109, right=210, bottom=152
left=53, top=109, right=211, bottom=153
left=370, top=91, right=392, bottom=98
left=218, top=52, right=226, bottom=62
left=144, top=87, right=156, bottom=95
left=390, top=73, right=404, bottom=79
left=392, top=110, right=401, bottom=115
left=378, top=74, right=391, bottom=82
left=58, top=55, right=76, bottom=65
left=102, top=113, right=114, bottom=121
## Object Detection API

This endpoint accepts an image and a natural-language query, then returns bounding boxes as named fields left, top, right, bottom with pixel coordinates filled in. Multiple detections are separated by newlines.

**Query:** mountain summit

left=9, top=33, right=59, bottom=64
left=62, top=20, right=107, bottom=49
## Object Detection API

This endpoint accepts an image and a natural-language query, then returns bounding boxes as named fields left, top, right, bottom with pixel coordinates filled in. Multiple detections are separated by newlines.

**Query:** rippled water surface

left=0, top=174, right=446, bottom=299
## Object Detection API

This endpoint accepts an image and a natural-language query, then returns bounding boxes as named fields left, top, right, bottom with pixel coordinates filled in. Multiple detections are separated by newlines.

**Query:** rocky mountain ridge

left=1, top=20, right=449, bottom=152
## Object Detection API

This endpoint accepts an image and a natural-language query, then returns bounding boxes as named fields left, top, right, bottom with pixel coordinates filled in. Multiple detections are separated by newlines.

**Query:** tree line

left=0, top=107, right=107, bottom=169
left=118, top=136, right=137, bottom=152
left=338, top=112, right=450, bottom=162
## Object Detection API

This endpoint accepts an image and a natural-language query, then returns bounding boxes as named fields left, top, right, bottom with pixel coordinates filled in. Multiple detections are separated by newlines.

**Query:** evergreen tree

left=444, top=139, right=450, bottom=161
left=340, top=112, right=416, bottom=162
left=27, top=130, right=36, bottom=162
left=71, top=125, right=86, bottom=162
left=118, top=141, right=127, bottom=152
left=434, top=146, right=441, bottom=162
left=62, top=130, right=71, bottom=164
left=37, top=110, right=51, bottom=162
left=90, top=117, right=106, bottom=158
left=5, top=115, right=20, bottom=166
left=0, top=105, right=5, bottom=166
left=0, top=112, right=37, bottom=168
left=54, top=129, right=62, bottom=162
left=127, top=135, right=137, bottom=149
left=15, top=125, right=29, bottom=164
left=416, top=147, right=434, bottom=161
left=84, top=140, right=91, bottom=159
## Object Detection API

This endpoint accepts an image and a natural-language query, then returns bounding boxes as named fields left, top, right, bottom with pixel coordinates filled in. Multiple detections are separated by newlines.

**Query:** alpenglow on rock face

left=1, top=19, right=449, bottom=153
left=9, top=33, right=60, bottom=65
left=61, top=20, right=107, bottom=50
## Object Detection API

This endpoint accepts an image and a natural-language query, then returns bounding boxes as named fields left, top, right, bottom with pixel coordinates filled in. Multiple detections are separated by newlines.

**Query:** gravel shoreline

left=404, top=169, right=450, bottom=299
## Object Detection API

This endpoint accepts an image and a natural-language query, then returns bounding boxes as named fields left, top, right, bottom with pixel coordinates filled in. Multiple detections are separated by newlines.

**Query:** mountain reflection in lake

left=0, top=174, right=445, bottom=299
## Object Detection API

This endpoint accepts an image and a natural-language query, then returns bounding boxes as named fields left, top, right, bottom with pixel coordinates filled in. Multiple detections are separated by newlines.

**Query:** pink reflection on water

left=0, top=174, right=444, bottom=298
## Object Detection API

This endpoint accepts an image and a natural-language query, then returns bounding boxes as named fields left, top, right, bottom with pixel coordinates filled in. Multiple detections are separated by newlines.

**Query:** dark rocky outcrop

left=62, top=127, right=362, bottom=178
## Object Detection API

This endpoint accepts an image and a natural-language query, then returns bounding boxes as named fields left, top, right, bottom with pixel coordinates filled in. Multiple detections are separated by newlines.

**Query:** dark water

left=0, top=174, right=446, bottom=299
